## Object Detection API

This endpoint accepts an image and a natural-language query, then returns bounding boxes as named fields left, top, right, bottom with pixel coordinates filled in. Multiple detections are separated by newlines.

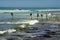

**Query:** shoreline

left=0, top=20, right=60, bottom=24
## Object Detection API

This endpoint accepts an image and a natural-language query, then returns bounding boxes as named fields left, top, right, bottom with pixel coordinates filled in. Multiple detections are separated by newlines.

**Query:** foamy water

left=0, top=9, right=32, bottom=12
left=0, top=8, right=60, bottom=40
left=37, top=9, right=60, bottom=11
left=0, top=9, right=60, bottom=13
left=0, top=20, right=39, bottom=25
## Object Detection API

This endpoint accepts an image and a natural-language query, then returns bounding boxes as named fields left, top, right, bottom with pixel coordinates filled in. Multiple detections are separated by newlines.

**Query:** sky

left=0, top=0, right=60, bottom=7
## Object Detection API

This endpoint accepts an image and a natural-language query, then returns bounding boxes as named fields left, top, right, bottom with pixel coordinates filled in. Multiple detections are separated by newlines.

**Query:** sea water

left=0, top=7, right=60, bottom=31
left=0, top=7, right=60, bottom=40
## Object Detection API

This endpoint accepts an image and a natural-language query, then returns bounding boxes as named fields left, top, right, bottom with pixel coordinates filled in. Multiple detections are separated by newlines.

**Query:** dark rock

left=43, top=34, right=52, bottom=38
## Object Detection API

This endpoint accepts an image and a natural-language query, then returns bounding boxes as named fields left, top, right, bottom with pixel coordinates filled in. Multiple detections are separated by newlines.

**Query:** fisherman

left=30, top=13, right=32, bottom=20
left=11, top=12, right=13, bottom=17
left=11, top=12, right=13, bottom=21
left=37, top=13, right=39, bottom=17
left=30, top=13, right=32, bottom=16
left=37, top=13, right=39, bottom=20
left=41, top=14, right=43, bottom=17
left=41, top=14, right=43, bottom=21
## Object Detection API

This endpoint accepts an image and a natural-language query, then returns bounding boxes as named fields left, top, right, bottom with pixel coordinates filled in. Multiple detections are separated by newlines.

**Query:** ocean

left=0, top=7, right=60, bottom=30
left=0, top=7, right=60, bottom=40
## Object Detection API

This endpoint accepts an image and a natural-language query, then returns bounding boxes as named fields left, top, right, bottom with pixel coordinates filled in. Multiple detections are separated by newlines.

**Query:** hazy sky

left=0, top=0, right=60, bottom=7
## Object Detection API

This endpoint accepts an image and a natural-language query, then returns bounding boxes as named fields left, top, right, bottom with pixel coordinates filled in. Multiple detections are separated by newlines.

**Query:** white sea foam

left=0, top=9, right=60, bottom=13
left=0, top=29, right=16, bottom=34
left=0, top=20, right=39, bottom=25
left=0, top=20, right=39, bottom=34
left=37, top=9, right=60, bottom=11
left=0, top=31, right=6, bottom=34
left=0, top=9, right=32, bottom=12
left=5, top=29, right=16, bottom=33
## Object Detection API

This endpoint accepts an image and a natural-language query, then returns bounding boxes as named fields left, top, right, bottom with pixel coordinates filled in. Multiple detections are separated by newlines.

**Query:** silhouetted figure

left=11, top=12, right=13, bottom=21
left=41, top=14, right=43, bottom=17
left=37, top=13, right=39, bottom=20
left=11, top=12, right=13, bottom=17
left=41, top=14, right=43, bottom=21
left=30, top=13, right=32, bottom=16
left=30, top=13, right=32, bottom=20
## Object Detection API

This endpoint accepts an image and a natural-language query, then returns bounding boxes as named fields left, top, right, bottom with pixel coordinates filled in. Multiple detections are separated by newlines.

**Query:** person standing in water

left=30, top=13, right=32, bottom=20
left=11, top=12, right=13, bottom=17
left=11, top=12, right=13, bottom=21
left=41, top=14, right=43, bottom=17
left=37, top=13, right=39, bottom=20
left=41, top=14, right=43, bottom=21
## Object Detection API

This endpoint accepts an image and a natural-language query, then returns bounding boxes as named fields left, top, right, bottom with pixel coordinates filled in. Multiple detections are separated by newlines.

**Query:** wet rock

left=43, top=34, right=52, bottom=38
left=45, top=30, right=56, bottom=35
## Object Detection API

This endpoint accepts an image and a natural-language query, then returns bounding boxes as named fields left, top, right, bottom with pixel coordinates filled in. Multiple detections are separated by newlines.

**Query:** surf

left=0, top=9, right=31, bottom=12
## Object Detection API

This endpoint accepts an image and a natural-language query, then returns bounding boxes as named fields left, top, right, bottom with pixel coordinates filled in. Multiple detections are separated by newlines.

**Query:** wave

left=0, top=9, right=32, bottom=12
left=37, top=9, right=60, bottom=11
left=0, top=29, right=16, bottom=34
left=0, top=20, right=39, bottom=25
left=0, top=9, right=60, bottom=13
left=0, top=20, right=39, bottom=34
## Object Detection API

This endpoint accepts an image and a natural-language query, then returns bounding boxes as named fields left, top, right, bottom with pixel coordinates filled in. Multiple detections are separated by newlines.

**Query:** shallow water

left=0, top=8, right=60, bottom=40
left=0, top=24, right=20, bottom=31
left=0, top=23, right=60, bottom=40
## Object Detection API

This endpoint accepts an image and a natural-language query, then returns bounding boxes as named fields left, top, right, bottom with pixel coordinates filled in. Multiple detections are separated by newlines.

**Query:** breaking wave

left=0, top=9, right=32, bottom=12
left=0, top=20, right=39, bottom=25
left=36, top=9, right=60, bottom=11
left=0, top=9, right=60, bottom=13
